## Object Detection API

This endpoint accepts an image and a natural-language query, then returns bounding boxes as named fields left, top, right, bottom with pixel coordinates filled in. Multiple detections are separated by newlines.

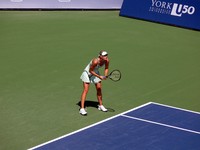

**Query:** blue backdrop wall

left=120, top=0, right=200, bottom=31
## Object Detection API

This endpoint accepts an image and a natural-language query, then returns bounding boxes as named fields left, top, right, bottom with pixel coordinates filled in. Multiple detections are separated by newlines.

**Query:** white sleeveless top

left=80, top=59, right=104, bottom=83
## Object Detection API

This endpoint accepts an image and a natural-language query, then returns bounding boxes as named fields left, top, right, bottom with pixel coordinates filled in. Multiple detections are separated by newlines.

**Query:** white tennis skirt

left=80, top=71, right=101, bottom=84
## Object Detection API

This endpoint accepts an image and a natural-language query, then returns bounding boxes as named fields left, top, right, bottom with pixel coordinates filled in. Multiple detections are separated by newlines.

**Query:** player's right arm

left=89, top=58, right=105, bottom=80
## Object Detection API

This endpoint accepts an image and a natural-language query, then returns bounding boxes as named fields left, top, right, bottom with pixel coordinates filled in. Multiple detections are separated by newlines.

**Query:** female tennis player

left=79, top=50, right=109, bottom=116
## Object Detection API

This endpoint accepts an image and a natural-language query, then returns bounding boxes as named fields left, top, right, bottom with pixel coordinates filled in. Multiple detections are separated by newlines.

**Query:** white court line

left=121, top=114, right=200, bottom=135
left=28, top=102, right=200, bottom=150
left=151, top=102, right=200, bottom=115
left=121, top=102, right=200, bottom=135
left=28, top=102, right=153, bottom=150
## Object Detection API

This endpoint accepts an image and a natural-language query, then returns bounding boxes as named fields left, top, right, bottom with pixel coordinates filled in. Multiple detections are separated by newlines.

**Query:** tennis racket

left=106, top=69, right=121, bottom=82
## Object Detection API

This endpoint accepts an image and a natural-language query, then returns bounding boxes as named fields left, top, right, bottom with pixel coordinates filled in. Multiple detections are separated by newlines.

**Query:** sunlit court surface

left=29, top=102, right=200, bottom=150
left=1, top=9, right=200, bottom=150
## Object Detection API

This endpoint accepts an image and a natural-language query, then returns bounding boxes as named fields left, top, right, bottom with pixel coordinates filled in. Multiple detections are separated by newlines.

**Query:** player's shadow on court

left=77, top=100, right=98, bottom=108
left=76, top=100, right=115, bottom=112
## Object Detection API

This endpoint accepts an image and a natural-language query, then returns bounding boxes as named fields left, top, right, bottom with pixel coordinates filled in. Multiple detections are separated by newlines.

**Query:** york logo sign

left=171, top=3, right=195, bottom=16
left=150, top=0, right=195, bottom=17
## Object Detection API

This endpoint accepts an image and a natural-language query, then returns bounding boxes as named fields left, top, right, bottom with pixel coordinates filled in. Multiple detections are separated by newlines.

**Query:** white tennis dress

left=80, top=59, right=104, bottom=83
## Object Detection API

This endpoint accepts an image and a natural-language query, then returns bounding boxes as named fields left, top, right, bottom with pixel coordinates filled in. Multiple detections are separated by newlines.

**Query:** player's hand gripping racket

left=106, top=69, right=121, bottom=82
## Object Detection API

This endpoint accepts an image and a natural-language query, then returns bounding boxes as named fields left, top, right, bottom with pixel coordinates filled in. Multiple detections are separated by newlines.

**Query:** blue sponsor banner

left=120, top=0, right=200, bottom=31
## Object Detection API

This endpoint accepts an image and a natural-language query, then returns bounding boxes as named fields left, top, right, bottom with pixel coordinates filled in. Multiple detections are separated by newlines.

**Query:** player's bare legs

left=95, top=82, right=107, bottom=112
left=81, top=82, right=90, bottom=108
left=80, top=82, right=90, bottom=115
left=95, top=82, right=103, bottom=105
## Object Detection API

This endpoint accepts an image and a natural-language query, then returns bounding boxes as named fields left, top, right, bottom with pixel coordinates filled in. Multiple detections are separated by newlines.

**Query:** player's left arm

left=104, top=59, right=109, bottom=77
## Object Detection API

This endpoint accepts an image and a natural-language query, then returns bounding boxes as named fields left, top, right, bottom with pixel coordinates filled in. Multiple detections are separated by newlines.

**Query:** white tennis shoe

left=79, top=108, right=87, bottom=116
left=98, top=105, right=108, bottom=112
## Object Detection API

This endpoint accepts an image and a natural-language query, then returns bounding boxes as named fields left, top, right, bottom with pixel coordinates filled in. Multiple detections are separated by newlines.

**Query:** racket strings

left=110, top=70, right=121, bottom=81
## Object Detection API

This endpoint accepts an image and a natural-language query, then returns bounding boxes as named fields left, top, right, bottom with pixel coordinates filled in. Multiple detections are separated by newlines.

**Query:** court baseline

left=28, top=102, right=200, bottom=150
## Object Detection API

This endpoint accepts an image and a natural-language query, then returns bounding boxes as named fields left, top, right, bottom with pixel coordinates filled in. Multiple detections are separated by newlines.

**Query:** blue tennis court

left=28, top=102, right=200, bottom=150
